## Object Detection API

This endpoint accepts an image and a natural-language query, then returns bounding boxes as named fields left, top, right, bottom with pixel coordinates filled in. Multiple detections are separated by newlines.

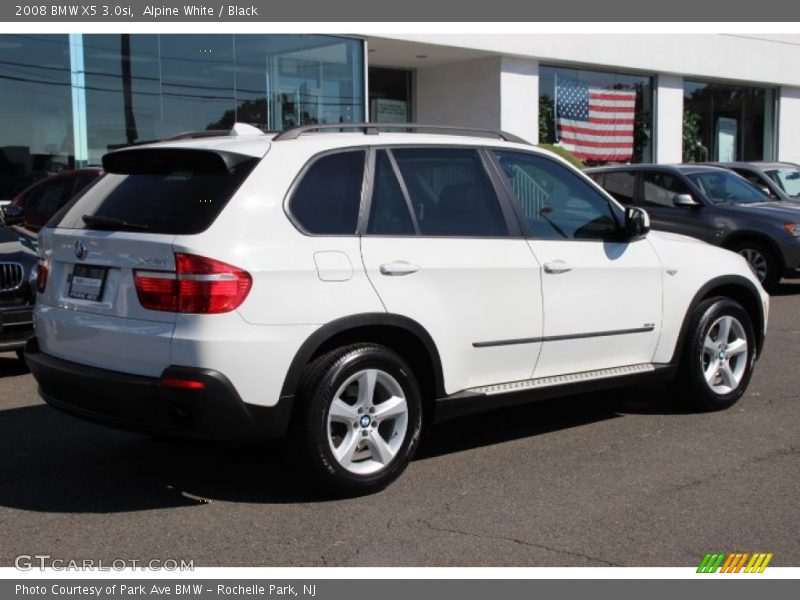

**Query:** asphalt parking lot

left=1, top=287, right=799, bottom=568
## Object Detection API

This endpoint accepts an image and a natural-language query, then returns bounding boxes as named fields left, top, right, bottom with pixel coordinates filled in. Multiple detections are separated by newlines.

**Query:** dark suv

left=1, top=169, right=102, bottom=363
left=585, top=164, right=800, bottom=291
left=2, top=168, right=103, bottom=233
left=705, top=162, right=800, bottom=204
left=0, top=226, right=37, bottom=362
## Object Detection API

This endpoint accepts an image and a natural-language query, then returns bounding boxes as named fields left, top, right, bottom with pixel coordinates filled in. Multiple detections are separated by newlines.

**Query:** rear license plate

left=68, top=264, right=108, bottom=302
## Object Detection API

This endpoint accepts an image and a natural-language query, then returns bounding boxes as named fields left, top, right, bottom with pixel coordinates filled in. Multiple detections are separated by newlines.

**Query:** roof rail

left=272, top=123, right=530, bottom=145
left=165, top=122, right=271, bottom=141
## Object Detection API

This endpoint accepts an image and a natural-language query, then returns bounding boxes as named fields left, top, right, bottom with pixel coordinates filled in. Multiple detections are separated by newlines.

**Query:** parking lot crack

left=669, top=445, right=799, bottom=493
left=417, top=519, right=622, bottom=566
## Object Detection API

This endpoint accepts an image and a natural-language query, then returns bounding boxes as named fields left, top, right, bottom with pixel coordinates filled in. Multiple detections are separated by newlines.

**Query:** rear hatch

left=36, top=145, right=261, bottom=376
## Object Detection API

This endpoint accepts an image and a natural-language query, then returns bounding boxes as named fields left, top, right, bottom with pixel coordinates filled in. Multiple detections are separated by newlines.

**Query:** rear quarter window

left=288, top=150, right=366, bottom=235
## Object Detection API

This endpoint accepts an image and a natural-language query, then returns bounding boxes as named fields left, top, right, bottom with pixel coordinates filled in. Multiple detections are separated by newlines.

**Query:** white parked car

left=25, top=124, right=768, bottom=495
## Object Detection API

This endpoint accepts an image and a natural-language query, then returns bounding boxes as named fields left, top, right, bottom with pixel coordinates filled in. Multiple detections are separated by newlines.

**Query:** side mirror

left=624, top=206, right=650, bottom=241
left=2, top=204, right=24, bottom=225
left=673, top=193, right=700, bottom=207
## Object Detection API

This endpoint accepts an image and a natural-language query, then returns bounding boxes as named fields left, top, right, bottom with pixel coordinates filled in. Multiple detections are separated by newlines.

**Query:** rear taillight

left=134, top=253, right=252, bottom=314
left=36, top=260, right=49, bottom=293
left=133, top=270, right=178, bottom=311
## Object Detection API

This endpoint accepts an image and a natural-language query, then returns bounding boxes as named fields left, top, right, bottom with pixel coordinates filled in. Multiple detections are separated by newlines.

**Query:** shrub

left=537, top=144, right=585, bottom=169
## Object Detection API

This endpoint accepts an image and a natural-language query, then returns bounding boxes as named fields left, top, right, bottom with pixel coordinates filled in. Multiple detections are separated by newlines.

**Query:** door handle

left=379, top=261, right=421, bottom=276
left=543, top=260, right=573, bottom=274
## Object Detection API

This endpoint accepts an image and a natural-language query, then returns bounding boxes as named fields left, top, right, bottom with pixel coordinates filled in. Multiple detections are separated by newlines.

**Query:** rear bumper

left=24, top=337, right=293, bottom=440
left=0, top=304, right=33, bottom=351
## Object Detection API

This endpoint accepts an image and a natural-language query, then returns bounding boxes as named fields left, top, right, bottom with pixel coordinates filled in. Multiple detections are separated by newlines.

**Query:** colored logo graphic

left=697, top=552, right=773, bottom=573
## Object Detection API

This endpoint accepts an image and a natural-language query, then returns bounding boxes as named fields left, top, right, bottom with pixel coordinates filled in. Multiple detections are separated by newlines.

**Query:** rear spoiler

left=103, top=148, right=256, bottom=175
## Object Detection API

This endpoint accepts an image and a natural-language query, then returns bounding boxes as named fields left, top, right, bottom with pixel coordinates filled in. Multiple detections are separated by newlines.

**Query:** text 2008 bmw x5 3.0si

left=25, top=123, right=768, bottom=495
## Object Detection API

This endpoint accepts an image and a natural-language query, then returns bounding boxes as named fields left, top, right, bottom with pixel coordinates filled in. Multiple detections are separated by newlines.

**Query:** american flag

left=556, top=80, right=637, bottom=161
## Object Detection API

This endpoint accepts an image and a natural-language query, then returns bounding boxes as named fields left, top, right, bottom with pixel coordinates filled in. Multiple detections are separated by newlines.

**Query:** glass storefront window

left=0, top=33, right=365, bottom=194
left=539, top=65, right=654, bottom=165
left=228, top=35, right=365, bottom=131
left=683, top=80, right=775, bottom=162
left=82, top=34, right=162, bottom=164
left=0, top=34, right=73, bottom=198
left=82, top=34, right=363, bottom=159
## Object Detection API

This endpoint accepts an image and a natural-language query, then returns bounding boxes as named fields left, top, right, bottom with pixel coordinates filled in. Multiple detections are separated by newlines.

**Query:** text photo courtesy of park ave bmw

left=1, top=2, right=800, bottom=588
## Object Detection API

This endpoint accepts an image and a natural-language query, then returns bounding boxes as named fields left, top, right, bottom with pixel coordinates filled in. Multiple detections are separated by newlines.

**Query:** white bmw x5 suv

left=25, top=123, right=768, bottom=495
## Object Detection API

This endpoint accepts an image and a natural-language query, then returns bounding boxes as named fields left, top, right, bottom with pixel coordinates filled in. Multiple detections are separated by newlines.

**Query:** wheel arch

left=279, top=313, right=445, bottom=416
left=670, top=275, right=766, bottom=365
left=721, top=231, right=785, bottom=274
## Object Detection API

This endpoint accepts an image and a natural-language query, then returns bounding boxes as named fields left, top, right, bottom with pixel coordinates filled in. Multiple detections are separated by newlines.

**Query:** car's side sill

left=433, top=363, right=676, bottom=423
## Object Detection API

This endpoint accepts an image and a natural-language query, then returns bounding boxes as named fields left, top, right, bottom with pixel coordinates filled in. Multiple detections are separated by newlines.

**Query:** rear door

left=360, top=147, right=543, bottom=394
left=36, top=148, right=260, bottom=376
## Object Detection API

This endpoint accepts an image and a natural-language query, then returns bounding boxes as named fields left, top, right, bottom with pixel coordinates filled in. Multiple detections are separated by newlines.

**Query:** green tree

left=538, top=144, right=584, bottom=169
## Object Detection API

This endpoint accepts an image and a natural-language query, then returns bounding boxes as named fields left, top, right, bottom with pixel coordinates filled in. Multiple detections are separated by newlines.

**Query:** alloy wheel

left=737, top=248, right=768, bottom=283
left=701, top=315, right=748, bottom=395
left=326, top=368, right=409, bottom=475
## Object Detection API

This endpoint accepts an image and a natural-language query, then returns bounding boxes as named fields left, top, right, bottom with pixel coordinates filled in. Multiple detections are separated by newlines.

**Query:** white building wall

left=499, top=57, right=539, bottom=144
left=388, top=35, right=800, bottom=162
left=380, top=34, right=800, bottom=87
left=415, top=57, right=540, bottom=144
left=655, top=74, right=684, bottom=164
left=415, top=58, right=501, bottom=131
left=778, top=87, right=800, bottom=163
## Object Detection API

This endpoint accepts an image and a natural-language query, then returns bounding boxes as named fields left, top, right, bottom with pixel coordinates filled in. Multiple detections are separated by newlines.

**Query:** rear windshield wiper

left=82, top=214, right=150, bottom=231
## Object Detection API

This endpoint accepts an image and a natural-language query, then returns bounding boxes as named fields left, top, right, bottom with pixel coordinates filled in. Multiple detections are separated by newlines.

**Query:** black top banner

left=2, top=0, right=800, bottom=22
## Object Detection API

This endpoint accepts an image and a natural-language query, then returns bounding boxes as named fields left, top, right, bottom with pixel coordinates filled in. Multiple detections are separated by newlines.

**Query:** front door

left=489, top=150, right=663, bottom=379
left=638, top=170, right=716, bottom=243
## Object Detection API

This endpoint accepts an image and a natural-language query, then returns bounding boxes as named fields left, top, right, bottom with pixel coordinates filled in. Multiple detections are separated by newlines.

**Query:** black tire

left=729, top=240, right=779, bottom=292
left=290, top=344, right=423, bottom=496
left=676, top=297, right=756, bottom=411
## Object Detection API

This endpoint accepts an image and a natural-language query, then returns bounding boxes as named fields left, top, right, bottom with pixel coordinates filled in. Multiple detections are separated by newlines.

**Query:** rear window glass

left=52, top=149, right=258, bottom=235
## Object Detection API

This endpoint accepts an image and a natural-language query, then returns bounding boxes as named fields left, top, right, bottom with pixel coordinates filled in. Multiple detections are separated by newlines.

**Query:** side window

left=23, top=177, right=74, bottom=216
left=641, top=171, right=694, bottom=208
left=368, top=151, right=415, bottom=235
left=391, top=147, right=508, bottom=237
left=601, top=171, right=636, bottom=206
left=734, top=170, right=778, bottom=199
left=492, top=150, right=619, bottom=240
left=289, top=150, right=365, bottom=235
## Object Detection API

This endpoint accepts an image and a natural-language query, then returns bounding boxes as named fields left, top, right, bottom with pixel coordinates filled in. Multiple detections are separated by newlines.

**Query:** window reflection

left=0, top=34, right=73, bottom=198
left=0, top=34, right=365, bottom=199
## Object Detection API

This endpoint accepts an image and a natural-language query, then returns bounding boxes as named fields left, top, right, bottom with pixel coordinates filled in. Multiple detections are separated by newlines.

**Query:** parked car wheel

left=730, top=240, right=779, bottom=292
left=292, top=344, right=423, bottom=496
left=677, top=297, right=756, bottom=411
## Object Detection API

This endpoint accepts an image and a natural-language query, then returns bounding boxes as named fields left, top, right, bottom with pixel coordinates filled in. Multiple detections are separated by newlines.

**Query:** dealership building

left=1, top=32, right=799, bottom=196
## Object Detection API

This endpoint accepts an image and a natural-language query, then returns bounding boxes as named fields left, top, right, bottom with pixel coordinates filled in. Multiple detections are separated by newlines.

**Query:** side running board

left=434, top=363, right=674, bottom=423
left=468, top=363, right=656, bottom=396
